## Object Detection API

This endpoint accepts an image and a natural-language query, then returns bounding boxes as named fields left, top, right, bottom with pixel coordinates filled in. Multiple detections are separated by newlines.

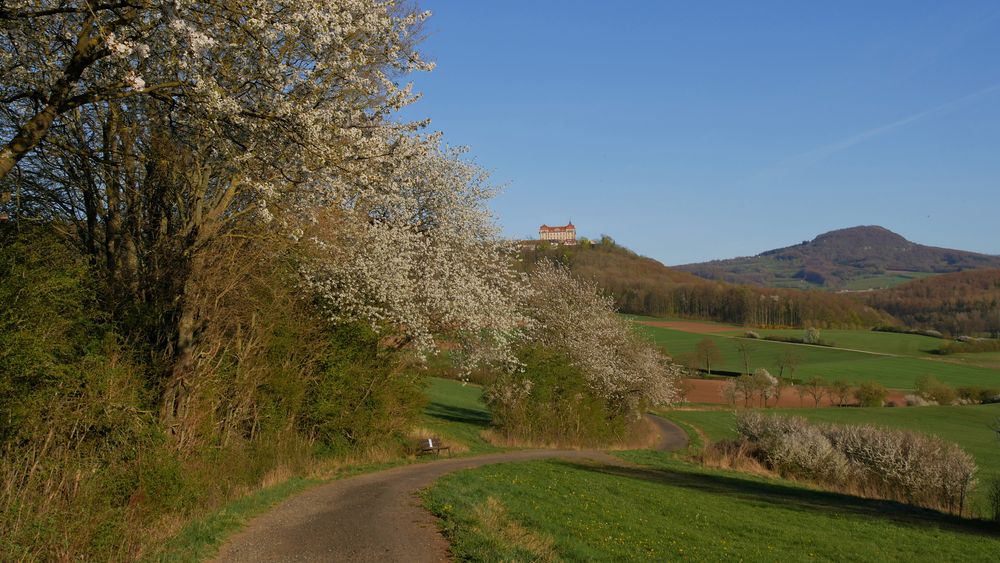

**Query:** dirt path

left=647, top=414, right=689, bottom=451
left=213, top=417, right=687, bottom=562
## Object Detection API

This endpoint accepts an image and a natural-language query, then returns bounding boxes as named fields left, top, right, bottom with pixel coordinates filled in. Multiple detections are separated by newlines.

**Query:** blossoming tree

left=515, top=261, right=681, bottom=417
left=1, top=0, right=432, bottom=181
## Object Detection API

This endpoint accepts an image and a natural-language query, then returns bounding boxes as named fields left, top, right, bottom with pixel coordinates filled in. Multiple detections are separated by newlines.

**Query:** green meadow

left=742, top=328, right=944, bottom=357
left=634, top=323, right=1000, bottom=390
left=422, top=383, right=1000, bottom=561
left=841, top=271, right=939, bottom=290
left=425, top=453, right=1000, bottom=562
left=422, top=377, right=500, bottom=454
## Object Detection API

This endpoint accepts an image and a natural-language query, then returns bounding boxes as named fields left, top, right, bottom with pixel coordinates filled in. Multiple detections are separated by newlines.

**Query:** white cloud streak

left=758, top=82, right=1000, bottom=181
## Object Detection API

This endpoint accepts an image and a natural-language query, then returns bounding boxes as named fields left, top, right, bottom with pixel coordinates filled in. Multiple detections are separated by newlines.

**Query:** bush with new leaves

left=485, top=346, right=628, bottom=446
left=915, top=376, right=957, bottom=405
left=854, top=381, right=888, bottom=407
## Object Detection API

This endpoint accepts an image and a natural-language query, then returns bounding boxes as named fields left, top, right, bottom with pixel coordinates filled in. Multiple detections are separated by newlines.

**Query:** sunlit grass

left=635, top=324, right=1000, bottom=389
left=425, top=454, right=1000, bottom=561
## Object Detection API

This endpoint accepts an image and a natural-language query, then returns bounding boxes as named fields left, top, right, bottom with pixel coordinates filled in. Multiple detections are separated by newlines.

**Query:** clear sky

left=399, top=1, right=1000, bottom=265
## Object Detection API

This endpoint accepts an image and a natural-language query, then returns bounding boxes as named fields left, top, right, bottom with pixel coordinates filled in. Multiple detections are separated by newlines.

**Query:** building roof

left=539, top=222, right=575, bottom=232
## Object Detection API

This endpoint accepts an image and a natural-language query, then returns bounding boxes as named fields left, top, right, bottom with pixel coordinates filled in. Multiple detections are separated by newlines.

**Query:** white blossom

left=1, top=0, right=435, bottom=180
left=124, top=71, right=145, bottom=91
left=298, top=142, right=528, bottom=370
left=521, top=261, right=682, bottom=415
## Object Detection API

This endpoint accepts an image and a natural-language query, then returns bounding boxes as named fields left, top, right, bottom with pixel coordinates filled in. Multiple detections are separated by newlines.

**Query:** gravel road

left=213, top=416, right=687, bottom=562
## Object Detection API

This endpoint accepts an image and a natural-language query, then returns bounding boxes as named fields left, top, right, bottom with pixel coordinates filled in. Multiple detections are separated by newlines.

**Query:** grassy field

left=424, top=453, right=1000, bottom=561
left=628, top=314, right=947, bottom=358
left=841, top=271, right=939, bottom=291
left=741, top=328, right=944, bottom=357
left=635, top=324, right=1000, bottom=389
left=420, top=378, right=1000, bottom=561
left=664, top=404, right=1000, bottom=507
left=422, top=377, right=499, bottom=454
left=950, top=351, right=1000, bottom=369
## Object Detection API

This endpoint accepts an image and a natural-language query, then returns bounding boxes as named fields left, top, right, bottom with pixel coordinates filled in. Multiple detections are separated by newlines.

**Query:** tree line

left=865, top=270, right=1000, bottom=337
left=522, top=240, right=893, bottom=329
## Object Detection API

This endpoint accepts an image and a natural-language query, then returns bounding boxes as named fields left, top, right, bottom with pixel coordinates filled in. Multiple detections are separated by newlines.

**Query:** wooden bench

left=413, top=436, right=451, bottom=457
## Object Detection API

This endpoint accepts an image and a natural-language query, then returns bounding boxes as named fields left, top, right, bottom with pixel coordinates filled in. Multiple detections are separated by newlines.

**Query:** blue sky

left=399, top=1, right=1000, bottom=264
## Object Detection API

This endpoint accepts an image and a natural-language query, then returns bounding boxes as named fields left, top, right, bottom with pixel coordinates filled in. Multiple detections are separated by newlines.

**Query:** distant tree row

left=521, top=242, right=893, bottom=329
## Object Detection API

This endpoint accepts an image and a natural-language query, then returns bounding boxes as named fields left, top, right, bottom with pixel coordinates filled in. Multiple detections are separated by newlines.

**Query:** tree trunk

left=160, top=250, right=206, bottom=438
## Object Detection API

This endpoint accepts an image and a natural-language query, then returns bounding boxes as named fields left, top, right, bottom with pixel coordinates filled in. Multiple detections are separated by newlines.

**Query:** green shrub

left=915, top=376, right=957, bottom=405
left=0, top=227, right=428, bottom=559
left=854, top=381, right=888, bottom=407
left=300, top=322, right=425, bottom=452
left=988, top=478, right=1000, bottom=524
left=0, top=227, right=98, bottom=441
left=485, top=345, right=630, bottom=446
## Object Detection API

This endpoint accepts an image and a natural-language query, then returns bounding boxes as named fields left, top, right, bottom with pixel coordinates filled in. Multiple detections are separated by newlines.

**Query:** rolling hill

left=520, top=237, right=893, bottom=329
left=675, top=226, right=1000, bottom=289
left=866, top=269, right=1000, bottom=337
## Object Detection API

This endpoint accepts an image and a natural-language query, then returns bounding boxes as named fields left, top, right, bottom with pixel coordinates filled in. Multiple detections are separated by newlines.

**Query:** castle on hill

left=538, top=221, right=576, bottom=245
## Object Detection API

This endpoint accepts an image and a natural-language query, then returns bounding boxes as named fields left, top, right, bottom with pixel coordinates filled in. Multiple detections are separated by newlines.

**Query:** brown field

left=635, top=320, right=738, bottom=334
left=680, top=378, right=909, bottom=408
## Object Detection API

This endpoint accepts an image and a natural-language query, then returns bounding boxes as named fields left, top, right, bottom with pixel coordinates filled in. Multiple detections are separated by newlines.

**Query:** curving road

left=213, top=415, right=687, bottom=562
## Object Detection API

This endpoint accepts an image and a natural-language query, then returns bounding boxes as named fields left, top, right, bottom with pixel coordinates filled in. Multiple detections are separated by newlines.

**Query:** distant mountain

left=675, top=226, right=1000, bottom=289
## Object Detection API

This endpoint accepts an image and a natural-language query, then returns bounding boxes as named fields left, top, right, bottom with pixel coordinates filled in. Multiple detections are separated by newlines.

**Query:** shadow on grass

left=558, top=460, right=1000, bottom=539
left=425, top=402, right=491, bottom=426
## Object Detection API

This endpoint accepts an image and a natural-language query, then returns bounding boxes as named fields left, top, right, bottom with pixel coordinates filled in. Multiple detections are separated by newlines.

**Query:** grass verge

left=148, top=476, right=318, bottom=562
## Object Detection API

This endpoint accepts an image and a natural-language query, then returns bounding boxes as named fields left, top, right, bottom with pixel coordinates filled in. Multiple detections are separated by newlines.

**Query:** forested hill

left=520, top=238, right=893, bottom=329
left=675, top=226, right=1000, bottom=289
left=866, top=269, right=1000, bottom=337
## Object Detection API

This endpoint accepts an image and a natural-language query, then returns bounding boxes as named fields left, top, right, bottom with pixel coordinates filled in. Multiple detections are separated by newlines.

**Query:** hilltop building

left=539, top=222, right=576, bottom=245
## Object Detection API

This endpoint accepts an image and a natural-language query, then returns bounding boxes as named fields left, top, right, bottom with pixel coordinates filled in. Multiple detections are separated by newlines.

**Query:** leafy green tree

left=855, top=381, right=888, bottom=407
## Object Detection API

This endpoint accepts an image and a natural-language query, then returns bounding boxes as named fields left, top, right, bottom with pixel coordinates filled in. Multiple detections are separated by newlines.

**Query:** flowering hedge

left=735, top=412, right=977, bottom=514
